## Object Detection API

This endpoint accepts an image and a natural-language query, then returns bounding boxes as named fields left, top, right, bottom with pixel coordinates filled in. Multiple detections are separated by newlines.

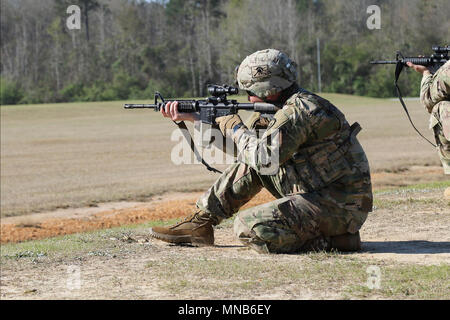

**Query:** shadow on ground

left=362, top=241, right=450, bottom=254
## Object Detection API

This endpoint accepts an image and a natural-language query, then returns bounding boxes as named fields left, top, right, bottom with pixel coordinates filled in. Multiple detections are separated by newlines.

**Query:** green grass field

left=0, top=94, right=441, bottom=217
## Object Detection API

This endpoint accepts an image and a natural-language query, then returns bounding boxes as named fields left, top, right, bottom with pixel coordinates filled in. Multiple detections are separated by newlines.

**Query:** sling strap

left=394, top=58, right=436, bottom=148
left=173, top=120, right=223, bottom=174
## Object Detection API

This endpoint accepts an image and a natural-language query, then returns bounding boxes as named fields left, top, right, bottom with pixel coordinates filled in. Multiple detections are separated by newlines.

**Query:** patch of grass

left=0, top=219, right=179, bottom=259
left=346, top=264, right=450, bottom=299
left=2, top=216, right=448, bottom=299
left=375, top=181, right=450, bottom=196
left=143, top=250, right=449, bottom=299
left=373, top=197, right=445, bottom=210
left=2, top=250, right=47, bottom=259
left=146, top=253, right=370, bottom=297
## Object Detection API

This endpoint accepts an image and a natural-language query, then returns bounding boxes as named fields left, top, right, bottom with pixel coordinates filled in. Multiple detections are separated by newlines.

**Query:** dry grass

left=0, top=95, right=444, bottom=217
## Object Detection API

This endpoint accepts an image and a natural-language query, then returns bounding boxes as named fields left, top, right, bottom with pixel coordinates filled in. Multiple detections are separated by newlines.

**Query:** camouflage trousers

left=431, top=103, right=450, bottom=174
left=196, top=162, right=368, bottom=254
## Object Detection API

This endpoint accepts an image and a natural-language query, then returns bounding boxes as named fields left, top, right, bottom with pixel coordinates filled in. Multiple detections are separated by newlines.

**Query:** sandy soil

left=1, top=166, right=447, bottom=244
left=0, top=191, right=273, bottom=244
left=1, top=166, right=449, bottom=300
left=1, top=199, right=448, bottom=299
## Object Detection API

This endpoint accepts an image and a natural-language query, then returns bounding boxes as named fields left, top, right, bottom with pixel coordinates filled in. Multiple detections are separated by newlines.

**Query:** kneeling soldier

left=152, top=49, right=373, bottom=253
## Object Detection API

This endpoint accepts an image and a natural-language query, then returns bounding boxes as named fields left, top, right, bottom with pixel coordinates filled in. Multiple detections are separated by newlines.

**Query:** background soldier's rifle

left=371, top=45, right=449, bottom=147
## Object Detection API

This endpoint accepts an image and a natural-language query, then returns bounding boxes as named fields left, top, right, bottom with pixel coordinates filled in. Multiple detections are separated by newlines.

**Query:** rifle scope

left=207, top=85, right=239, bottom=97
left=432, top=46, right=450, bottom=54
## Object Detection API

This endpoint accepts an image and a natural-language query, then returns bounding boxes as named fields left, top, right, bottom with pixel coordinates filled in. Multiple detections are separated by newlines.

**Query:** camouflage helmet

left=236, top=49, right=298, bottom=99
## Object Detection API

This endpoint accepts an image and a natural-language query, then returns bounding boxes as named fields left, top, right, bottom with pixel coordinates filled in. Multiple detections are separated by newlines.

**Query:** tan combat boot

left=329, top=232, right=362, bottom=252
left=150, top=211, right=215, bottom=246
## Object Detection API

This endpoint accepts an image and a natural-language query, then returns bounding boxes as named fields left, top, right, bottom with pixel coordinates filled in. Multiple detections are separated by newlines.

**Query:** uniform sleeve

left=420, top=61, right=450, bottom=113
left=232, top=99, right=311, bottom=175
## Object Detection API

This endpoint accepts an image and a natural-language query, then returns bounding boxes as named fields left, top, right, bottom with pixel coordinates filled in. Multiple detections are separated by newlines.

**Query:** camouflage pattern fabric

left=237, top=49, right=298, bottom=99
left=196, top=88, right=373, bottom=253
left=233, top=192, right=368, bottom=254
left=421, top=60, right=450, bottom=174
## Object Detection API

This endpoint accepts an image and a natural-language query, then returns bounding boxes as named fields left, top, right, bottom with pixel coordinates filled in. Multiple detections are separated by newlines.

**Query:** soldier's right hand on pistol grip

left=161, top=101, right=199, bottom=123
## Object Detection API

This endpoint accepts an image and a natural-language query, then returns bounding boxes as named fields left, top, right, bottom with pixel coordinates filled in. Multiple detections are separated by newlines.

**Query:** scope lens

left=432, top=46, right=450, bottom=53
left=229, top=87, right=239, bottom=95
left=208, top=85, right=239, bottom=95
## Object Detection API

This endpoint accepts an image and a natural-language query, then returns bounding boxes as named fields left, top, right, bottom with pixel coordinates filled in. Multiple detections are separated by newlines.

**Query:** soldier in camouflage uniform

left=407, top=60, right=450, bottom=178
left=152, top=49, right=373, bottom=253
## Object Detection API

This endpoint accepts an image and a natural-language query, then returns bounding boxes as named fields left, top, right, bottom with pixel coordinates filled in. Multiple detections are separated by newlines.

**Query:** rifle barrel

left=371, top=57, right=434, bottom=66
left=370, top=60, right=398, bottom=64
left=124, top=102, right=278, bottom=113
left=124, top=104, right=159, bottom=109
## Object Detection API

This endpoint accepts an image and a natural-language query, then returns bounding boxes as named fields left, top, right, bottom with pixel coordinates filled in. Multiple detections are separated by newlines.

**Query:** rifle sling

left=394, top=62, right=436, bottom=148
left=173, top=120, right=223, bottom=174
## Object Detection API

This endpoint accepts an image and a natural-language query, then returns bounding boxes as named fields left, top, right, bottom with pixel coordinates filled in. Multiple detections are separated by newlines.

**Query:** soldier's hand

left=215, top=114, right=244, bottom=137
left=406, top=62, right=431, bottom=76
left=161, top=101, right=200, bottom=123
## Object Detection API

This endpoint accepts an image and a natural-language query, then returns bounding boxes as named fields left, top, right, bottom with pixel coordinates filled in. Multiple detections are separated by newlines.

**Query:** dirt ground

left=1, top=183, right=448, bottom=299
left=1, top=166, right=449, bottom=300
left=1, top=166, right=447, bottom=244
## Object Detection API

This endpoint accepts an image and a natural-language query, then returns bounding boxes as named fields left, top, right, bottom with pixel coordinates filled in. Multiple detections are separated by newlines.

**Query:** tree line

left=1, top=0, right=449, bottom=105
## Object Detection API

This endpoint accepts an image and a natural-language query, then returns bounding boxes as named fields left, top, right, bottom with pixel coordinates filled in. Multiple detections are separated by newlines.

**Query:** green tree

left=0, top=78, right=24, bottom=105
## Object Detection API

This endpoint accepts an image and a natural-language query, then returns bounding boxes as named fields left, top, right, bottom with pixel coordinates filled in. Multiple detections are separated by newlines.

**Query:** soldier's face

left=248, top=95, right=264, bottom=103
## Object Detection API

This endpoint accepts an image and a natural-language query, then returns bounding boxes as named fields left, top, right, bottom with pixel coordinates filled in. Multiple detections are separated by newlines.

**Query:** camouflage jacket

left=420, top=60, right=450, bottom=140
left=421, top=60, right=450, bottom=114
left=232, top=88, right=373, bottom=213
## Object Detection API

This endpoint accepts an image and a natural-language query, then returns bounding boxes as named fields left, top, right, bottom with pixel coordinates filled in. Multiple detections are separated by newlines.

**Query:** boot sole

left=149, top=228, right=214, bottom=246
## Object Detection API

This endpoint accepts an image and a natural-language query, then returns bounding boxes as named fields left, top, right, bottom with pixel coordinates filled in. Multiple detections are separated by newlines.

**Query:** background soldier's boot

left=330, top=232, right=361, bottom=252
left=444, top=187, right=450, bottom=200
left=150, top=211, right=214, bottom=246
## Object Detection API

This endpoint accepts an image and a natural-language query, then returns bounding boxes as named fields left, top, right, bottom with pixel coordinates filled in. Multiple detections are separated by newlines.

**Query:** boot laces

left=175, top=211, right=209, bottom=226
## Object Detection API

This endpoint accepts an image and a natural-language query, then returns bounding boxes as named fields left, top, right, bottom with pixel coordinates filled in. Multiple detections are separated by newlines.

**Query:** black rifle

left=370, top=45, right=449, bottom=74
left=370, top=45, right=449, bottom=147
left=125, top=84, right=279, bottom=173
left=125, top=85, right=278, bottom=125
